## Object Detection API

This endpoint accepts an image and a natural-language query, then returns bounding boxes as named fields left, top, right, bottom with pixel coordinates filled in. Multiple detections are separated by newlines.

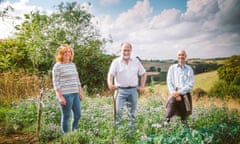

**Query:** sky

left=0, top=0, right=240, bottom=60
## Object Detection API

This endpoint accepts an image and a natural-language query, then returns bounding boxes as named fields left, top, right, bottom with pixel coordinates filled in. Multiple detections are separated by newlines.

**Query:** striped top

left=52, top=62, right=81, bottom=95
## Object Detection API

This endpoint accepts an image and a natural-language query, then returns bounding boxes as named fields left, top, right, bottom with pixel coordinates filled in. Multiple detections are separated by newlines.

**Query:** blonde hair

left=55, top=44, right=74, bottom=63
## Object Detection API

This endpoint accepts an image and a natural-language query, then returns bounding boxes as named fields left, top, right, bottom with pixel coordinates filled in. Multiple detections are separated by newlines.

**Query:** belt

left=119, top=86, right=137, bottom=89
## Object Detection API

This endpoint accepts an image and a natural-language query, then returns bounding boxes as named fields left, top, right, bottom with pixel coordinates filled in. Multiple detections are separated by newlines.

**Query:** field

left=147, top=70, right=240, bottom=111
left=0, top=69, right=240, bottom=143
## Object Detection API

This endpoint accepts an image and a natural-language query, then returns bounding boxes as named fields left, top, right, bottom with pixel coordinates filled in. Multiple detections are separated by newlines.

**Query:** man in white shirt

left=107, top=42, right=147, bottom=130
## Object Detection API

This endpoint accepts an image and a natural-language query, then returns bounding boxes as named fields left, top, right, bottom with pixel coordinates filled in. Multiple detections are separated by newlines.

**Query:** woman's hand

left=59, top=96, right=66, bottom=106
left=80, top=93, right=83, bottom=101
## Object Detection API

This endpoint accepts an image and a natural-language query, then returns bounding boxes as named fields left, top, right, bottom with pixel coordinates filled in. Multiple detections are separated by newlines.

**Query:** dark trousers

left=165, top=93, right=192, bottom=121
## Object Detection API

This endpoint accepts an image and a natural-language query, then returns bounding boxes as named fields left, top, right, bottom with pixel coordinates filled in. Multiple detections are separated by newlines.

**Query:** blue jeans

left=116, top=88, right=138, bottom=129
left=59, top=93, right=81, bottom=133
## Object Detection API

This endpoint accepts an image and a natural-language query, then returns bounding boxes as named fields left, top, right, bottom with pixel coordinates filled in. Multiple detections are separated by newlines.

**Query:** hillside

left=141, top=58, right=227, bottom=72
left=146, top=70, right=218, bottom=97
left=194, top=70, right=218, bottom=92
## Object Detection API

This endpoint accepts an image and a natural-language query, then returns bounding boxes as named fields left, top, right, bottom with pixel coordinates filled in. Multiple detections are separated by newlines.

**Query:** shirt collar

left=177, top=63, right=186, bottom=68
left=120, top=56, right=133, bottom=61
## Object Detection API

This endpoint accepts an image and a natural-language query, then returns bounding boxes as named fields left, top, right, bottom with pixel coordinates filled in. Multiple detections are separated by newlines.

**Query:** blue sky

left=24, top=0, right=187, bottom=17
left=1, top=0, right=240, bottom=59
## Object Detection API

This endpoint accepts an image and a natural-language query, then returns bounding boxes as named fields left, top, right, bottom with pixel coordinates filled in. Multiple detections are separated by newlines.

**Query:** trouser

left=59, top=93, right=81, bottom=133
left=116, top=87, right=138, bottom=129
left=165, top=93, right=192, bottom=121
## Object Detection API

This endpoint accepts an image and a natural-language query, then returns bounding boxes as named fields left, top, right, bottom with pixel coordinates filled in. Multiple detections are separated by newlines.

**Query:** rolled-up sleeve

left=138, top=60, right=146, bottom=75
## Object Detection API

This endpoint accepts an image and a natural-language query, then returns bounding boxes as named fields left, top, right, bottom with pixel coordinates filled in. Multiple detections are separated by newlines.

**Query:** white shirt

left=108, top=57, right=146, bottom=87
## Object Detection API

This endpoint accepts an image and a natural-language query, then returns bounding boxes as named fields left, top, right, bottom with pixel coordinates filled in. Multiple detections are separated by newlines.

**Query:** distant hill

left=141, top=57, right=227, bottom=73
left=142, top=60, right=173, bottom=72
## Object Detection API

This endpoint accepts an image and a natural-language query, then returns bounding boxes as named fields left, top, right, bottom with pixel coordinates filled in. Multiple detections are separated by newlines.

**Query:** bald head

left=177, top=50, right=187, bottom=57
left=177, top=50, right=187, bottom=65
left=121, top=42, right=132, bottom=50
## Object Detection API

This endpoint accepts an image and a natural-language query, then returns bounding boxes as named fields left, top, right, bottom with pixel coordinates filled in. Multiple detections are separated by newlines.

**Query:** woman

left=52, top=44, right=83, bottom=133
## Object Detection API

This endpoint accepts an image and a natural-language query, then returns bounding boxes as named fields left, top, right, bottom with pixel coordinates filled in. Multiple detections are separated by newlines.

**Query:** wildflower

left=152, top=123, right=162, bottom=128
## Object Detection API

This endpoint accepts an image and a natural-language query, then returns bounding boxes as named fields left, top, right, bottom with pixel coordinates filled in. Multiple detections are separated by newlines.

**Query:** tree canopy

left=217, top=55, right=240, bottom=85
left=1, top=2, right=115, bottom=94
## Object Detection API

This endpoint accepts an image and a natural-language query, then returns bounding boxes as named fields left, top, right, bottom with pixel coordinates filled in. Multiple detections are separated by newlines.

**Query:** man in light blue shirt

left=165, top=50, right=194, bottom=125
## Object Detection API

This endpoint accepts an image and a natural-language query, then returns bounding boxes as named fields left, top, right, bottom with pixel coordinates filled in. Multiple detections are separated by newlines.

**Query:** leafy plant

left=2, top=92, right=240, bottom=143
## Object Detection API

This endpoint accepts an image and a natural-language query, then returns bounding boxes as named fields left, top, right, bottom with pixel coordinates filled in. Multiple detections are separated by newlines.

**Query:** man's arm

left=167, top=66, right=175, bottom=95
left=138, top=72, right=147, bottom=92
left=107, top=74, right=116, bottom=91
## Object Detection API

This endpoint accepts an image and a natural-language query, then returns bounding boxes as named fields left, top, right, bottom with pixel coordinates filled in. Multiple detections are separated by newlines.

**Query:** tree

left=14, top=2, right=113, bottom=94
left=15, top=11, right=49, bottom=72
left=217, top=55, right=240, bottom=84
left=0, top=39, right=33, bottom=72
left=209, top=55, right=240, bottom=99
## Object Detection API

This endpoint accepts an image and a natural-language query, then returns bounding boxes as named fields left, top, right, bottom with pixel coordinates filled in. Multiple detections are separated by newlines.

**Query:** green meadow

left=0, top=70, right=239, bottom=144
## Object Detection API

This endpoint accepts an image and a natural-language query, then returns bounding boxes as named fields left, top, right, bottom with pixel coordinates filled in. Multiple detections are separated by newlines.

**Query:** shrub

left=39, top=122, right=61, bottom=142
left=5, top=98, right=38, bottom=131
left=209, top=80, right=240, bottom=99
left=192, top=88, right=207, bottom=100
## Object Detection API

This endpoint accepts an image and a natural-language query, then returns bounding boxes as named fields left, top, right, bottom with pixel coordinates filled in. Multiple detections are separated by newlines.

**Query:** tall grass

left=0, top=72, right=52, bottom=105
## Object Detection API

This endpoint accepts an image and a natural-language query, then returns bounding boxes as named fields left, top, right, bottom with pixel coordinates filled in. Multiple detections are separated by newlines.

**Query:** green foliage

left=74, top=41, right=115, bottom=94
left=191, top=105, right=240, bottom=128
left=59, top=130, right=90, bottom=144
left=209, top=55, right=240, bottom=99
left=15, top=11, right=50, bottom=72
left=217, top=55, right=240, bottom=84
left=209, top=80, right=240, bottom=99
left=12, top=2, right=114, bottom=94
left=39, top=123, right=62, bottom=142
left=2, top=90, right=240, bottom=143
left=41, top=89, right=61, bottom=124
left=232, top=74, right=240, bottom=86
left=191, top=62, right=221, bottom=74
left=0, top=39, right=33, bottom=72
left=5, top=98, right=38, bottom=132
left=142, top=124, right=240, bottom=144
left=0, top=105, right=8, bottom=122
left=141, top=127, right=214, bottom=144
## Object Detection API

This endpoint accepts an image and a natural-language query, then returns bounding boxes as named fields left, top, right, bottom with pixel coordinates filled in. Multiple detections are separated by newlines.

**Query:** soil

left=0, top=123, right=38, bottom=144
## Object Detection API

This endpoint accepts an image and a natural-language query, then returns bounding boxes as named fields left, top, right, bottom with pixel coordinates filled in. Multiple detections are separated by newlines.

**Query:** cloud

left=0, top=0, right=41, bottom=38
left=100, top=0, right=240, bottom=59
left=115, top=0, right=152, bottom=29
left=150, top=9, right=181, bottom=28
left=1, top=0, right=239, bottom=59
left=99, top=0, right=120, bottom=4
